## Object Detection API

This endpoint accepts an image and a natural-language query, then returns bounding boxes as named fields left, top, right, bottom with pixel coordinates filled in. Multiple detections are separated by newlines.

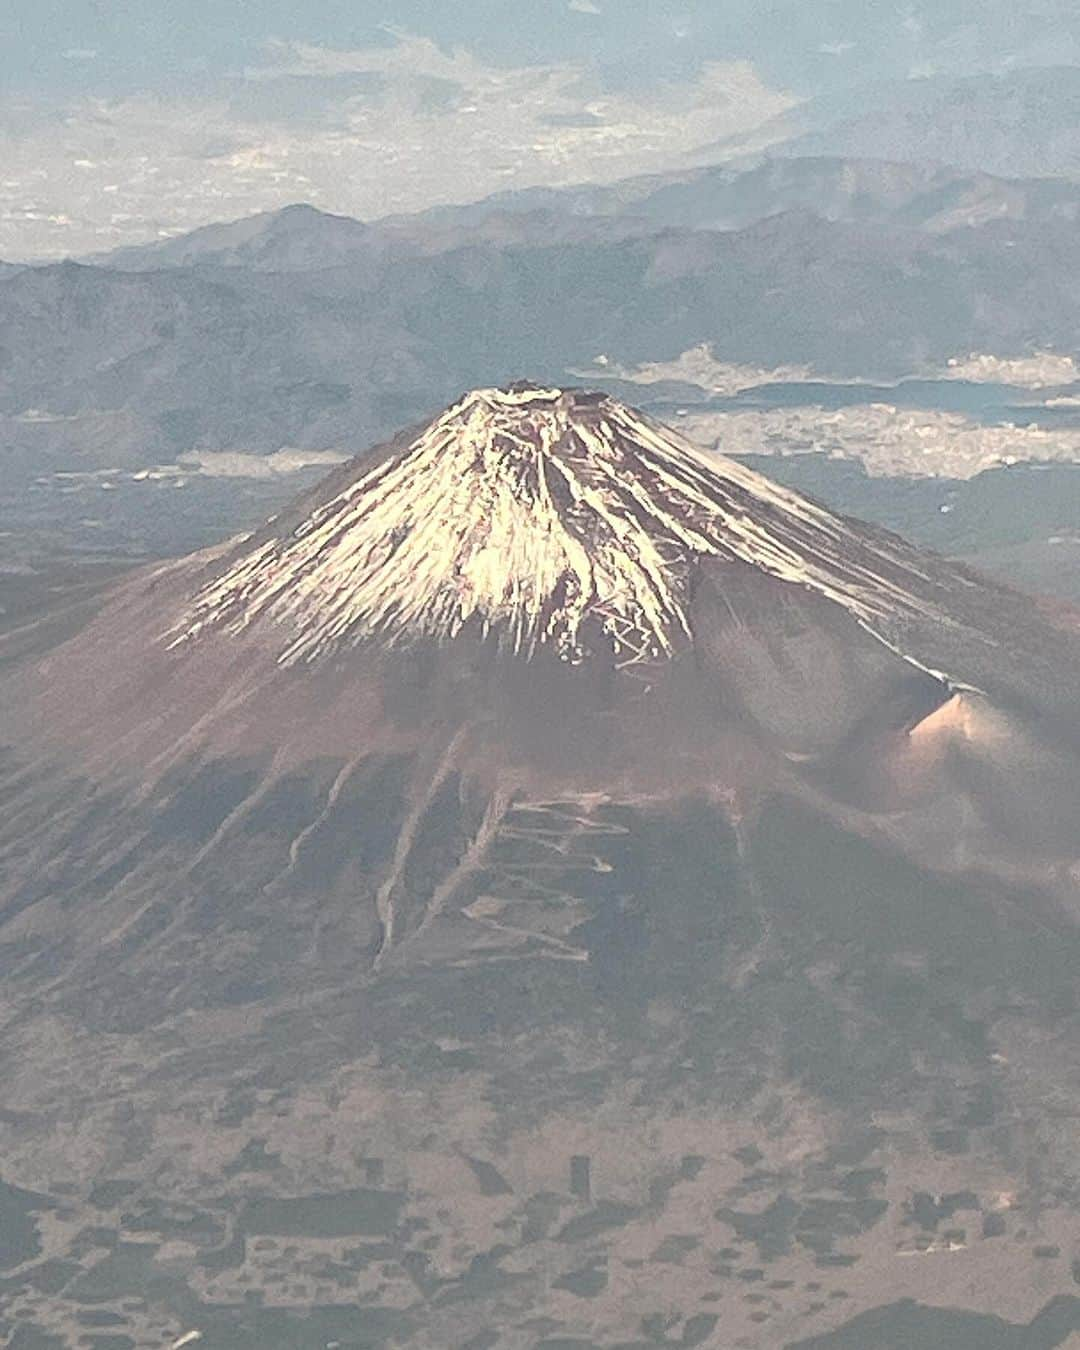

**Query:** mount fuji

left=2, top=386, right=1080, bottom=1349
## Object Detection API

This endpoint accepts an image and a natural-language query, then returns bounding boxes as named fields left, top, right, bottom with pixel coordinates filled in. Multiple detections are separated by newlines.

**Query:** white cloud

left=568, top=0, right=602, bottom=13
left=818, top=41, right=856, bottom=56
left=178, top=448, right=349, bottom=478
left=900, top=7, right=925, bottom=41
left=251, top=29, right=475, bottom=81
left=572, top=344, right=816, bottom=394
left=940, top=351, right=1080, bottom=389
left=62, top=48, right=99, bottom=61
left=0, top=32, right=798, bottom=259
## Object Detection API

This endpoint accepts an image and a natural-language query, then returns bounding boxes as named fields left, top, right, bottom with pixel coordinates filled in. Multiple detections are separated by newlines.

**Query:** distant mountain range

left=83, top=201, right=645, bottom=274
left=83, top=155, right=1080, bottom=274
left=713, top=66, right=1080, bottom=181
left=404, top=153, right=1080, bottom=238
left=5, top=151, right=1080, bottom=472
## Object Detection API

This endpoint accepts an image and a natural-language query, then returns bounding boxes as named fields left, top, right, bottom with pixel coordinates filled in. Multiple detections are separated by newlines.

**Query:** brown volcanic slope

left=2, top=386, right=1080, bottom=1350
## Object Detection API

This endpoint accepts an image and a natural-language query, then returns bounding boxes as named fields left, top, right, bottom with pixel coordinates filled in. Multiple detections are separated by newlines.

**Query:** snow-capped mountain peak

left=170, top=384, right=943, bottom=666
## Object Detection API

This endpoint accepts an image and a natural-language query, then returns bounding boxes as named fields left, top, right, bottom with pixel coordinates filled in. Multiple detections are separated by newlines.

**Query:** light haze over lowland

left=6, top=0, right=1080, bottom=258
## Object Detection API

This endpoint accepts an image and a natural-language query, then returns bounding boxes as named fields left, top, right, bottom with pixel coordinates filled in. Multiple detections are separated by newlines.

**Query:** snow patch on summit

left=170, top=386, right=944, bottom=666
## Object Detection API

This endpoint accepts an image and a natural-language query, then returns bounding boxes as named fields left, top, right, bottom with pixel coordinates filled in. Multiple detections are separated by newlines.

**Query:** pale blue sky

left=4, top=1, right=1080, bottom=258
left=9, top=0, right=1080, bottom=97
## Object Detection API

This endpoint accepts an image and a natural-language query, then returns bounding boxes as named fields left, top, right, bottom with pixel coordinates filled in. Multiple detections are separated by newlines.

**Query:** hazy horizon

left=6, top=0, right=1080, bottom=260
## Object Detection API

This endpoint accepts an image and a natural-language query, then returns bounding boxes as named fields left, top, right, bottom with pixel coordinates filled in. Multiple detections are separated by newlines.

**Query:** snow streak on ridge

left=170, top=386, right=944, bottom=666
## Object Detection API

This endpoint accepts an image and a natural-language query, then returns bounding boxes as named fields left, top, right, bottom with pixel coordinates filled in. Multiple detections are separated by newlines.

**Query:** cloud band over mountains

left=0, top=32, right=795, bottom=260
